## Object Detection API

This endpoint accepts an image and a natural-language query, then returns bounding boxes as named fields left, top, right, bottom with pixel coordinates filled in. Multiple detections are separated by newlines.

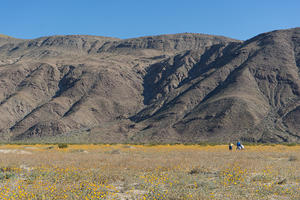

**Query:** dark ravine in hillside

left=0, top=28, right=300, bottom=143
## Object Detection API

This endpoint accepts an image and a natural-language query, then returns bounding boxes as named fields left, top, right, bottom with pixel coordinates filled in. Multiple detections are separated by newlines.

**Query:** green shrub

left=58, top=144, right=68, bottom=149
left=285, top=143, right=298, bottom=146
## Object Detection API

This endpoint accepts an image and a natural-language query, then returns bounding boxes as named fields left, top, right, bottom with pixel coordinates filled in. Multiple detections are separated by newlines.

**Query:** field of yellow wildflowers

left=0, top=144, right=299, bottom=199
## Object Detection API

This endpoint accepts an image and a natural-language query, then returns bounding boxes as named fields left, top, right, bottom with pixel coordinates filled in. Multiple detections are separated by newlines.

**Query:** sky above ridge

left=1, top=0, right=299, bottom=40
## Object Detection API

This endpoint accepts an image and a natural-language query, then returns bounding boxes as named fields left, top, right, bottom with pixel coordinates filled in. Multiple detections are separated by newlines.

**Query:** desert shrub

left=144, top=143, right=159, bottom=146
left=58, top=143, right=68, bottom=149
left=288, top=155, right=297, bottom=161
left=285, top=143, right=298, bottom=146
left=0, top=167, right=16, bottom=180
left=0, top=172, right=15, bottom=180
left=104, top=149, right=120, bottom=154
left=121, top=145, right=131, bottom=148
left=189, top=167, right=201, bottom=175
left=197, top=142, right=209, bottom=146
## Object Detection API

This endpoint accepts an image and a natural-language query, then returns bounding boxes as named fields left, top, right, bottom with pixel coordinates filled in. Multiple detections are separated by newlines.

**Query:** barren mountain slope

left=132, top=28, right=300, bottom=143
left=0, top=28, right=300, bottom=143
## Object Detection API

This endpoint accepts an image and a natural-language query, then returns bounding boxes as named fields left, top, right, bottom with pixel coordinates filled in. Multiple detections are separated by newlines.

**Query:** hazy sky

left=1, top=0, right=299, bottom=40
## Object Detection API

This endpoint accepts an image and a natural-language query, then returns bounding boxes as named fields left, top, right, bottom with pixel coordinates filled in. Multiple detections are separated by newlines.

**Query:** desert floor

left=0, top=144, right=299, bottom=199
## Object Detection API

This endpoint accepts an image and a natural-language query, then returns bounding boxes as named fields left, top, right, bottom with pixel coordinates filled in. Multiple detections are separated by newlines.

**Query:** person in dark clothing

left=229, top=143, right=233, bottom=150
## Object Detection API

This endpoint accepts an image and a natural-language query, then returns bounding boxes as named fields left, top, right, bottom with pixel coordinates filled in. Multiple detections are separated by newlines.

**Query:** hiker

left=236, top=141, right=241, bottom=150
left=229, top=143, right=233, bottom=150
left=236, top=141, right=244, bottom=150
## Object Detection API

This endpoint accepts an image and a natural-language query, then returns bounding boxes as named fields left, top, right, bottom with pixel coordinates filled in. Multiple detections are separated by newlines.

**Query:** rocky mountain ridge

left=0, top=28, right=300, bottom=143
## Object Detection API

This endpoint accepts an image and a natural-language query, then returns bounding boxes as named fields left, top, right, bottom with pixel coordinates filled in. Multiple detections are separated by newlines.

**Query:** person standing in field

left=236, top=141, right=245, bottom=150
left=229, top=143, right=233, bottom=150
left=236, top=141, right=241, bottom=150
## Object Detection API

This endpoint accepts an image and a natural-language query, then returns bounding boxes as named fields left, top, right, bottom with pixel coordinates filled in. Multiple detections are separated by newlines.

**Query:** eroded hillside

left=0, top=29, right=300, bottom=143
